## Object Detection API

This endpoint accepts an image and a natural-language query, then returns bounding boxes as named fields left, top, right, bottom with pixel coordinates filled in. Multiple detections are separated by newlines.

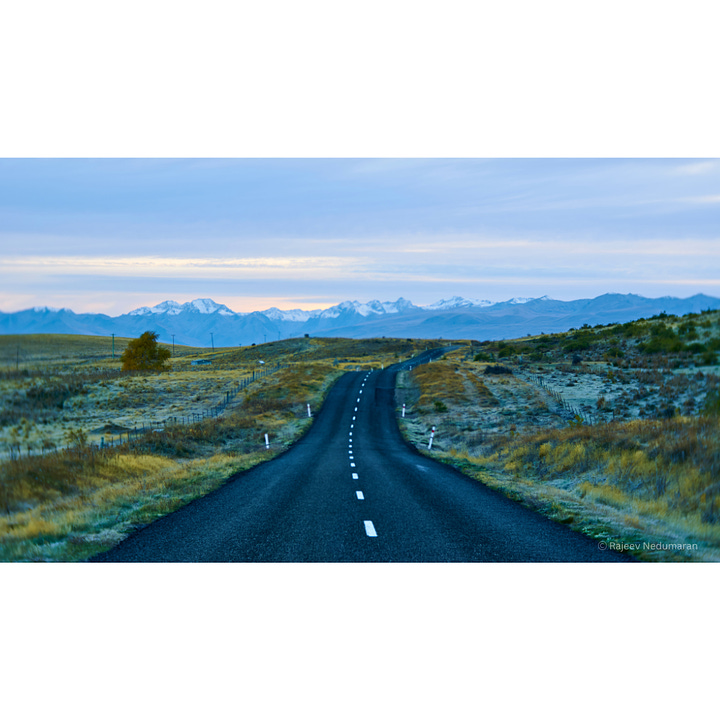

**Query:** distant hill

left=2, top=293, right=719, bottom=347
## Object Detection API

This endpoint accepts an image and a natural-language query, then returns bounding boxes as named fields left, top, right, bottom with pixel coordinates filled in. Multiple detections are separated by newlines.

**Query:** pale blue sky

left=1, top=158, right=718, bottom=314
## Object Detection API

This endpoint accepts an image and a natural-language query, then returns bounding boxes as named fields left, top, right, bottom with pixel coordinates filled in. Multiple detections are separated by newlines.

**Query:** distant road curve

left=93, top=347, right=630, bottom=562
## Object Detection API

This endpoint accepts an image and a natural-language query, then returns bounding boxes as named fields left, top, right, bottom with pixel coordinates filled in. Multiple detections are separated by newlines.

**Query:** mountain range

left=2, top=294, right=719, bottom=347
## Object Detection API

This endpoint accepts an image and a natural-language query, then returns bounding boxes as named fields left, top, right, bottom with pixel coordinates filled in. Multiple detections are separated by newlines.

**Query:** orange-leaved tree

left=121, top=331, right=171, bottom=371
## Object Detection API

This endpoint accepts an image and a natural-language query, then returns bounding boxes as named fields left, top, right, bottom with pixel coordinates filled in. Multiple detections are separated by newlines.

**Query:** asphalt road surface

left=93, top=349, right=630, bottom=562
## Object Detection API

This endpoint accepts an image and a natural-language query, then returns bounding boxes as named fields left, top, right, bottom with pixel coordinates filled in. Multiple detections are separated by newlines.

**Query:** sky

left=1, top=158, right=719, bottom=316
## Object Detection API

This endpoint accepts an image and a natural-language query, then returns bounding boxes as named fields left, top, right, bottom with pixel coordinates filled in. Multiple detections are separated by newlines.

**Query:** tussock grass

left=410, top=361, right=497, bottom=411
left=429, top=416, right=720, bottom=561
left=0, top=452, right=268, bottom=561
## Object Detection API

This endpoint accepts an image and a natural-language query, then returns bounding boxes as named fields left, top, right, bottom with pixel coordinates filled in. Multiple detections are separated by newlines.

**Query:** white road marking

left=350, top=462, right=356, bottom=467
left=352, top=472, right=359, bottom=479
left=350, top=424, right=354, bottom=428
left=359, top=390, right=362, bottom=394
left=349, top=431, right=353, bottom=436
left=353, top=416, right=356, bottom=420
left=364, top=520, right=377, bottom=537
left=354, top=407, right=358, bottom=411
left=356, top=491, right=364, bottom=500
left=357, top=398, right=360, bottom=402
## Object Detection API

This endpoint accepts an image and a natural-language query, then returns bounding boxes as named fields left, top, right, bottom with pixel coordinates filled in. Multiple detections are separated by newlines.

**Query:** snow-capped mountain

left=312, top=298, right=419, bottom=320
left=130, top=298, right=236, bottom=317
left=507, top=296, right=540, bottom=304
left=3, top=293, right=720, bottom=347
left=261, top=307, right=317, bottom=323
left=423, top=296, right=495, bottom=310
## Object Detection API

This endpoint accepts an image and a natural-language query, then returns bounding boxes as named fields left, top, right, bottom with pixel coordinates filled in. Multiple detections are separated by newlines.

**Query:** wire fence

left=523, top=372, right=601, bottom=425
left=95, top=362, right=288, bottom=449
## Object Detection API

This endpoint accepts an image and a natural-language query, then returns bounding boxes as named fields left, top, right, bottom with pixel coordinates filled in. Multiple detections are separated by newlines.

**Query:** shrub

left=121, top=331, right=171, bottom=372
left=484, top=364, right=513, bottom=375
left=703, top=390, right=720, bottom=416
left=564, top=339, right=591, bottom=352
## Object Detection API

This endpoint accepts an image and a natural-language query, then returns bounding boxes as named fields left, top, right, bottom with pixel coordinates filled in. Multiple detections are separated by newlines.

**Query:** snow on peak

left=32, top=305, right=63, bottom=313
left=129, top=299, right=235, bottom=316
left=128, top=306, right=151, bottom=316
left=188, top=298, right=232, bottom=314
left=424, top=296, right=495, bottom=310
left=507, top=297, right=536, bottom=305
left=320, top=298, right=420, bottom=318
left=129, top=300, right=183, bottom=316
left=153, top=300, right=184, bottom=315
left=262, top=307, right=315, bottom=322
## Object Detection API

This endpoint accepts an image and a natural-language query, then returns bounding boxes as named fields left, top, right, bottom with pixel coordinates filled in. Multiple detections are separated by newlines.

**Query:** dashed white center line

left=349, top=431, right=352, bottom=436
left=352, top=472, right=359, bottom=479
left=352, top=416, right=356, bottom=420
left=350, top=462, right=356, bottom=467
left=350, top=424, right=354, bottom=428
left=354, top=407, right=358, bottom=412
left=364, top=520, right=377, bottom=537
left=356, top=491, right=364, bottom=500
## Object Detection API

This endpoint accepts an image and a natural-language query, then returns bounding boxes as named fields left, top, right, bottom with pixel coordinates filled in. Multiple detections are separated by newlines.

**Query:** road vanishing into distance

left=93, top=349, right=630, bottom=562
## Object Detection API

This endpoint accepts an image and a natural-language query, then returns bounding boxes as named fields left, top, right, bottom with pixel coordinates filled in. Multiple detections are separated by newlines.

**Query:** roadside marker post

left=265, top=433, right=269, bottom=450
left=402, top=403, right=406, bottom=418
left=307, top=403, right=312, bottom=417
left=428, top=426, right=435, bottom=450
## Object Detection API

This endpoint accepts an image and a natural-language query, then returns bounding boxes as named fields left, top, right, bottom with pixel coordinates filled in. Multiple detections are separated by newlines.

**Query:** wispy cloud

left=671, top=160, right=720, bottom=176
left=684, top=195, right=720, bottom=204
left=1, top=255, right=362, bottom=277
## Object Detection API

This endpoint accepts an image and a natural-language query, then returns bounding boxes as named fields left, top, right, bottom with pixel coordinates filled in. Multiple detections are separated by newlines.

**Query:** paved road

left=93, top=349, right=630, bottom=562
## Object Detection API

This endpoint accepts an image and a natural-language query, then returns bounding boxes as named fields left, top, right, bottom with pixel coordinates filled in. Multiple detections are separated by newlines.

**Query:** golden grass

left=0, top=451, right=272, bottom=560
left=411, top=361, right=471, bottom=408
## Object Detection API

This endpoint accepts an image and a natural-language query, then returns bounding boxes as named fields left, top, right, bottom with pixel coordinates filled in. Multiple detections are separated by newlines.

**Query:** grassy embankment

left=0, top=334, right=431, bottom=561
left=397, top=310, right=720, bottom=561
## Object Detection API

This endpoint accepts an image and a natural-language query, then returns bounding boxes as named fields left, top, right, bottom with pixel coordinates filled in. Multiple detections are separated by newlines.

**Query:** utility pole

left=264, top=333, right=267, bottom=344
left=210, top=332, right=214, bottom=350
left=171, top=334, right=175, bottom=357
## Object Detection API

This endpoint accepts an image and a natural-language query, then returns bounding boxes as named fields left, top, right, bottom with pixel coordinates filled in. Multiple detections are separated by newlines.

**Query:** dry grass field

left=0, top=334, right=434, bottom=561
left=398, top=310, right=720, bottom=561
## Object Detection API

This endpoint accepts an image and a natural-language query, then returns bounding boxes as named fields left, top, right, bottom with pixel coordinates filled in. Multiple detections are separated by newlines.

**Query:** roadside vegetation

left=0, top=334, right=434, bottom=561
left=398, top=309, right=720, bottom=561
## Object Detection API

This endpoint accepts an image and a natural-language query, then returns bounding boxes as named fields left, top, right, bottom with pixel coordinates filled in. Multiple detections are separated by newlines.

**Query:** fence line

left=523, top=372, right=604, bottom=426
left=95, top=362, right=288, bottom=450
